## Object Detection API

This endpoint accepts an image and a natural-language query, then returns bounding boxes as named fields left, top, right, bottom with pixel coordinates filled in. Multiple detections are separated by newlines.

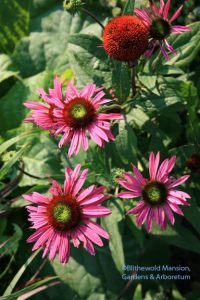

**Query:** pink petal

left=72, top=169, right=88, bottom=196
left=82, top=206, right=111, bottom=218
left=84, top=220, right=109, bottom=239
left=49, top=180, right=63, bottom=196
left=80, top=83, right=96, bottom=99
left=68, top=132, right=79, bottom=157
left=59, top=233, right=70, bottom=265
left=149, top=152, right=160, bottom=180
left=171, top=25, right=192, bottom=33
left=118, top=179, right=141, bottom=194
left=168, top=202, right=183, bottom=216
left=164, top=203, right=175, bottom=225
left=32, top=227, right=53, bottom=251
left=169, top=5, right=183, bottom=23
left=136, top=205, right=150, bottom=226
left=131, top=164, right=146, bottom=185
left=49, top=232, right=61, bottom=260
left=127, top=201, right=146, bottom=215
left=79, top=224, right=103, bottom=247
left=77, top=185, right=95, bottom=202
left=168, top=175, right=190, bottom=188
left=160, top=43, right=170, bottom=60
left=163, top=0, right=170, bottom=19
left=118, top=191, right=139, bottom=199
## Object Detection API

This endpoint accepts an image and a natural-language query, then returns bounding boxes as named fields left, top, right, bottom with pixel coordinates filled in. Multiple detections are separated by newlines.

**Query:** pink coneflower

left=24, top=77, right=123, bottom=156
left=134, top=0, right=192, bottom=60
left=118, top=152, right=190, bottom=233
left=23, top=164, right=111, bottom=264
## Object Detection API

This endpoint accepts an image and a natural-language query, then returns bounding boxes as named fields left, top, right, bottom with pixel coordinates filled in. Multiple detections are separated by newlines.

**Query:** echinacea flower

left=23, top=164, right=111, bottom=264
left=134, top=0, right=192, bottom=60
left=118, top=152, right=190, bottom=233
left=102, top=15, right=149, bottom=62
left=24, top=77, right=123, bottom=157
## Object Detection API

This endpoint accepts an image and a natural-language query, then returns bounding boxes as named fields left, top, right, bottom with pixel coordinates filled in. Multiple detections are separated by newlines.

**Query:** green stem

left=80, top=7, right=105, bottom=29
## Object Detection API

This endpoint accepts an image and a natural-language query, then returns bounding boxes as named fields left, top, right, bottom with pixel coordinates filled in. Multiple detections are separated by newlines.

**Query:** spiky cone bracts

left=102, top=15, right=149, bottom=62
left=24, top=77, right=123, bottom=157
left=23, top=164, right=111, bottom=265
left=118, top=152, right=191, bottom=233
left=134, top=0, right=192, bottom=60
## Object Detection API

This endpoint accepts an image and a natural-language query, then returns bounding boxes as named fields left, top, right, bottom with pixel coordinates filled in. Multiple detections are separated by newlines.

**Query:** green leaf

left=13, top=2, right=106, bottom=77
left=67, top=34, right=111, bottom=88
left=3, top=249, right=41, bottom=296
left=151, top=222, right=200, bottom=254
left=183, top=199, right=200, bottom=235
left=19, top=134, right=62, bottom=186
left=0, top=71, right=53, bottom=135
left=114, top=122, right=138, bottom=165
left=0, top=144, right=29, bottom=180
left=0, top=130, right=38, bottom=156
left=1, top=277, right=57, bottom=300
left=133, top=284, right=142, bottom=300
left=101, top=199, right=125, bottom=273
left=123, top=0, right=135, bottom=15
left=52, top=247, right=102, bottom=298
left=112, top=61, right=130, bottom=103
left=0, top=224, right=23, bottom=256
left=165, top=22, right=200, bottom=67
left=0, top=0, right=31, bottom=53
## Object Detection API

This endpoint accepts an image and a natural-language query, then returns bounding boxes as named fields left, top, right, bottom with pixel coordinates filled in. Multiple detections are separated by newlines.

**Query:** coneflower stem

left=17, top=163, right=43, bottom=180
left=131, top=67, right=136, bottom=97
left=80, top=7, right=105, bottom=29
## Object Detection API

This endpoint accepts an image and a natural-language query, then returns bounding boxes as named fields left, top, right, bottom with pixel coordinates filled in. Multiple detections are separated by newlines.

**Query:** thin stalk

left=80, top=7, right=105, bottom=29
left=131, top=67, right=136, bottom=97
left=17, top=163, right=43, bottom=180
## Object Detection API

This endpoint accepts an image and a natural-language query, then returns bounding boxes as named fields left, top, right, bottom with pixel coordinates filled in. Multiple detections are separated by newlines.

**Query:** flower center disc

left=64, top=97, right=96, bottom=129
left=142, top=181, right=167, bottom=206
left=150, top=18, right=171, bottom=40
left=47, top=195, right=81, bottom=231
left=70, top=104, right=87, bottom=119
left=53, top=203, right=71, bottom=223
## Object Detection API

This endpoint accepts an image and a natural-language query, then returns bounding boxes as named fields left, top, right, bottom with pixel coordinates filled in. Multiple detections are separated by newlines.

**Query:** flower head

left=24, top=77, right=123, bottom=157
left=63, top=0, right=83, bottom=15
left=23, top=164, right=111, bottom=264
left=134, top=0, right=192, bottom=59
left=102, top=15, right=149, bottom=62
left=118, top=152, right=190, bottom=233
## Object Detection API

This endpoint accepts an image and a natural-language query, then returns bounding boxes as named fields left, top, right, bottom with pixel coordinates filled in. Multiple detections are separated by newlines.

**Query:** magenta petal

left=169, top=5, right=183, bottom=22
left=49, top=232, right=61, bottom=261
left=127, top=201, right=146, bottom=215
left=164, top=203, right=175, bottom=225
left=136, top=205, right=150, bottom=226
left=168, top=175, right=190, bottom=188
left=118, top=191, right=139, bottom=199
left=84, top=220, right=109, bottom=239
left=59, top=233, right=70, bottom=265
left=82, top=206, right=111, bottom=218
left=79, top=224, right=103, bottom=247
left=163, top=0, right=170, bottom=19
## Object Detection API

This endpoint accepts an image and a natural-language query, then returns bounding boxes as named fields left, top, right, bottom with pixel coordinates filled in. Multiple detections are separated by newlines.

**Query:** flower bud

left=63, top=0, right=83, bottom=15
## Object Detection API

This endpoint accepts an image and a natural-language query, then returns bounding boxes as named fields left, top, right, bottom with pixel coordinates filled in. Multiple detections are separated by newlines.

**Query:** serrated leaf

left=166, top=22, right=200, bottom=67
left=112, top=61, right=130, bottom=103
left=19, top=134, right=62, bottom=186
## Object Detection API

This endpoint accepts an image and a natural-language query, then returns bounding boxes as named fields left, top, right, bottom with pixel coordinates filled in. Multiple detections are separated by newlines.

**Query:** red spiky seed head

left=102, top=15, right=149, bottom=62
